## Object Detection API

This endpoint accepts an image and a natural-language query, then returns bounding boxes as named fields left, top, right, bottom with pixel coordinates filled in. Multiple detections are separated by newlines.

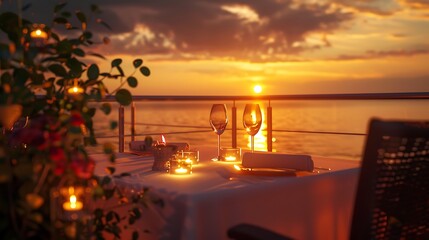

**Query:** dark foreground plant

left=0, top=2, right=155, bottom=239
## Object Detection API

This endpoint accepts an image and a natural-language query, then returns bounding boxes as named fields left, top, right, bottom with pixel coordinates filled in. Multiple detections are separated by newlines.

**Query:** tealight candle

left=178, top=150, right=199, bottom=164
left=220, top=147, right=242, bottom=161
left=169, top=157, right=193, bottom=174
left=62, top=187, right=83, bottom=211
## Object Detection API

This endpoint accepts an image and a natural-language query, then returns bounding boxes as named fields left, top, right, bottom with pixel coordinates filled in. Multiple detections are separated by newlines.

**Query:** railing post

left=118, top=105, right=125, bottom=153
left=232, top=100, right=237, bottom=148
left=267, top=100, right=272, bottom=152
left=131, top=102, right=135, bottom=142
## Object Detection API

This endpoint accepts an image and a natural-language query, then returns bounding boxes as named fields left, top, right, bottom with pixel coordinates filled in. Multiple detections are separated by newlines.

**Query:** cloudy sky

left=3, top=0, right=429, bottom=95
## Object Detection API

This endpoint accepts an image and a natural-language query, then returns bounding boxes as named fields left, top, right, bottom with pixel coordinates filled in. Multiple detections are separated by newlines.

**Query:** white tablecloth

left=92, top=146, right=360, bottom=240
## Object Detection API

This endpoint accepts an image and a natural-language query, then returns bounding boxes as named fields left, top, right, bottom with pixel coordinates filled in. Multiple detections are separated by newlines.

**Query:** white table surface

left=92, top=146, right=360, bottom=240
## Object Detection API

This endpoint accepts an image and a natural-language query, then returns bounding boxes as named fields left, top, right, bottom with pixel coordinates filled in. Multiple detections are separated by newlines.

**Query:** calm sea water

left=92, top=100, right=429, bottom=161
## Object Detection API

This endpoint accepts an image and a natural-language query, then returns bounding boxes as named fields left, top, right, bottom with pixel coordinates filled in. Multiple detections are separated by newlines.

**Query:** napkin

left=242, top=152, right=314, bottom=172
left=129, top=141, right=149, bottom=151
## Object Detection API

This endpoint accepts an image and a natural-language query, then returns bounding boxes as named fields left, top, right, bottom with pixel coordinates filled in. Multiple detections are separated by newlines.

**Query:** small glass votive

left=168, top=157, right=193, bottom=174
left=220, top=147, right=242, bottom=161
left=178, top=150, right=200, bottom=164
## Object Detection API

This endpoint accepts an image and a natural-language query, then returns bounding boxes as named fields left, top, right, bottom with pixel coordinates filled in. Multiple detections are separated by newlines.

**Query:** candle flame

left=175, top=168, right=188, bottom=174
left=70, top=195, right=77, bottom=209
left=30, top=28, right=48, bottom=39
left=63, top=186, right=83, bottom=211
left=67, top=79, right=84, bottom=94
left=161, top=135, right=166, bottom=144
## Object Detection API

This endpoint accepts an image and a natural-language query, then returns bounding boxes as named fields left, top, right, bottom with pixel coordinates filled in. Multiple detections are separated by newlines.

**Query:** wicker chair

left=227, top=119, right=429, bottom=240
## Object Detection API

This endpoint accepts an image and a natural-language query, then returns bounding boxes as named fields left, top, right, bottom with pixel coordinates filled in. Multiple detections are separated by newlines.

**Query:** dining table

left=92, top=146, right=360, bottom=240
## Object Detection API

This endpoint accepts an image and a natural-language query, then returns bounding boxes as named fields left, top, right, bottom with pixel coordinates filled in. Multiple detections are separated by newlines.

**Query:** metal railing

left=107, top=92, right=429, bottom=153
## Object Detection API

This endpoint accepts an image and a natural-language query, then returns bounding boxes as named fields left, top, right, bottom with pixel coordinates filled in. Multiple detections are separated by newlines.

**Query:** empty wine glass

left=209, top=104, right=228, bottom=161
left=243, top=104, right=262, bottom=152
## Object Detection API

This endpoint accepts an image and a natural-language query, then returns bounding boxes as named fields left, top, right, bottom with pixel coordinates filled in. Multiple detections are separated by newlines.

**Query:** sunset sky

left=3, top=0, right=429, bottom=95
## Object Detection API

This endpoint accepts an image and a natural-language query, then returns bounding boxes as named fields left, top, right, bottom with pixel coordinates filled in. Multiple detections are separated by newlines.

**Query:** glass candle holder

left=178, top=150, right=200, bottom=164
left=169, top=157, right=193, bottom=174
left=60, top=186, right=84, bottom=211
left=220, top=147, right=242, bottom=161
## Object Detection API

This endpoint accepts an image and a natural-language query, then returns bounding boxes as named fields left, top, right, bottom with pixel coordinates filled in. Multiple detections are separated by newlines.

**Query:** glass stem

left=217, top=134, right=221, bottom=159
left=251, top=135, right=254, bottom=153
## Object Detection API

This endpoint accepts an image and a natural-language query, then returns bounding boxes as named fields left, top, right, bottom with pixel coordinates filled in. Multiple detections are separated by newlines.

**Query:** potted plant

left=0, top=2, right=155, bottom=239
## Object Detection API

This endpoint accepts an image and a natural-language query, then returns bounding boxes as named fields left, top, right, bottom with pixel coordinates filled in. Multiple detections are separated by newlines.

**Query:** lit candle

left=169, top=158, right=193, bottom=174
left=67, top=79, right=84, bottom=95
left=225, top=155, right=237, bottom=161
left=62, top=187, right=83, bottom=211
left=220, top=147, right=241, bottom=161
left=30, top=29, right=48, bottom=39
left=175, top=168, right=188, bottom=174
left=179, top=150, right=199, bottom=164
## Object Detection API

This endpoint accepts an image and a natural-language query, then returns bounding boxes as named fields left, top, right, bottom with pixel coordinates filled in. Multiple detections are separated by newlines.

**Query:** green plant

left=0, top=2, right=154, bottom=239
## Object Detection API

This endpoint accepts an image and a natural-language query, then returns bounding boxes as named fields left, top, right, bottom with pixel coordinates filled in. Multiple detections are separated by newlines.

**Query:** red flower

left=49, top=147, right=66, bottom=176
left=70, top=111, right=84, bottom=127
left=70, top=151, right=95, bottom=179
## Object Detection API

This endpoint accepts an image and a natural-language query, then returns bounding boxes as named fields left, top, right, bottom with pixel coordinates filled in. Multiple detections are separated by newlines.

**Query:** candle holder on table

left=168, top=154, right=193, bottom=174
left=178, top=150, right=199, bottom=164
left=151, top=143, right=178, bottom=171
left=50, top=184, right=92, bottom=238
left=220, top=147, right=242, bottom=161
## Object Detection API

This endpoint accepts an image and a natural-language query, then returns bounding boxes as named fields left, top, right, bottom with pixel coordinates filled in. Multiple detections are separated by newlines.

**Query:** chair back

left=350, top=119, right=429, bottom=239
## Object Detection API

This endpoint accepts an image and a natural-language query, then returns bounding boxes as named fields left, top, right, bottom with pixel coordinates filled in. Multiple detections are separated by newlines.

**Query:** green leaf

left=72, top=48, right=85, bottom=57
left=127, top=76, right=138, bottom=88
left=13, top=68, right=29, bottom=86
left=101, top=176, right=111, bottom=186
left=48, top=64, right=67, bottom=77
left=75, top=11, right=87, bottom=23
left=91, top=4, right=100, bottom=13
left=98, top=20, right=112, bottom=30
left=88, top=52, right=106, bottom=60
left=22, top=3, right=32, bottom=11
left=106, top=167, right=115, bottom=175
left=133, top=59, right=143, bottom=68
left=115, top=89, right=132, bottom=106
left=57, top=40, right=72, bottom=54
left=87, top=64, right=99, bottom=80
left=139, top=66, right=150, bottom=77
left=54, top=2, right=67, bottom=13
left=110, top=121, right=118, bottom=130
left=100, top=102, right=111, bottom=115
left=61, top=11, right=72, bottom=18
left=128, top=216, right=136, bottom=225
left=132, top=208, right=141, bottom=218
left=50, top=32, right=60, bottom=41
left=87, top=107, right=96, bottom=117
left=53, top=17, right=68, bottom=24
left=119, top=173, right=131, bottom=178
left=132, top=231, right=139, bottom=240
left=116, top=66, right=124, bottom=77
left=111, top=58, right=122, bottom=67
left=67, top=58, right=83, bottom=77
left=104, top=188, right=115, bottom=199
left=106, top=211, right=114, bottom=222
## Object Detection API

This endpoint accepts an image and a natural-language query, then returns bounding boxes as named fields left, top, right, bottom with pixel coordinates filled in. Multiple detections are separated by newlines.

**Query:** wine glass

left=243, top=104, right=262, bottom=152
left=209, top=104, right=228, bottom=161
